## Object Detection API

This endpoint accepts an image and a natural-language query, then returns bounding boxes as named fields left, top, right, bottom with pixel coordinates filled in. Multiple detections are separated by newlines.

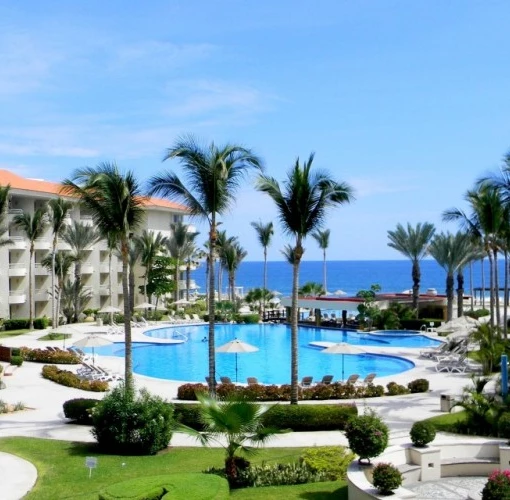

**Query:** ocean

left=192, top=259, right=500, bottom=298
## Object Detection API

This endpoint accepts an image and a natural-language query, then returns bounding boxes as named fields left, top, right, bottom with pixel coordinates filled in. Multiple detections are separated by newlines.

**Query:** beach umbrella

left=49, top=325, right=80, bottom=349
left=216, top=339, right=259, bottom=382
left=73, top=335, right=112, bottom=365
left=272, top=290, right=283, bottom=296
left=98, top=305, right=121, bottom=314
left=134, top=302, right=157, bottom=310
left=172, top=299, right=191, bottom=306
left=321, top=342, right=366, bottom=382
left=333, top=290, right=347, bottom=296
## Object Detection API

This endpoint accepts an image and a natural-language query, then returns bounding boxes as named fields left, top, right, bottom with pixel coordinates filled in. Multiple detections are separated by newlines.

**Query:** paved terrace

left=0, top=323, right=492, bottom=499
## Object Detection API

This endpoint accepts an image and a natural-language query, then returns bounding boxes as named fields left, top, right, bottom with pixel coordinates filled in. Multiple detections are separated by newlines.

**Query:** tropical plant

left=60, top=278, right=93, bottom=324
left=180, top=393, right=280, bottom=483
left=62, top=221, right=100, bottom=322
left=250, top=221, right=274, bottom=311
left=13, top=207, right=48, bottom=329
left=244, top=288, right=274, bottom=314
left=469, top=323, right=505, bottom=374
left=410, top=421, right=436, bottom=447
left=48, top=198, right=73, bottom=328
left=220, top=238, right=248, bottom=303
left=311, top=228, right=331, bottom=293
left=372, top=463, right=402, bottom=495
left=257, top=153, right=353, bottom=404
left=482, top=469, right=510, bottom=500
left=387, top=222, right=436, bottom=315
left=62, top=163, right=146, bottom=394
left=148, top=135, right=263, bottom=395
left=0, top=184, right=13, bottom=248
left=143, top=255, right=175, bottom=307
left=299, top=281, right=326, bottom=297
left=166, top=221, right=194, bottom=302
left=356, top=284, right=381, bottom=328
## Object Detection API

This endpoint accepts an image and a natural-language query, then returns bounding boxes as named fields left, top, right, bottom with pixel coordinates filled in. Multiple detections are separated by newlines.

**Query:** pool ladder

left=172, top=330, right=188, bottom=342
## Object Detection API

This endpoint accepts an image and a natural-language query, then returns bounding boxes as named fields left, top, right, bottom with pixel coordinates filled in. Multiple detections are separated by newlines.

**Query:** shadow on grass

left=299, top=485, right=348, bottom=499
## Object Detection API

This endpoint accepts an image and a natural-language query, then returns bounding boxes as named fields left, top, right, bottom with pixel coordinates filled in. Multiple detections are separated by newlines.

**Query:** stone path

left=407, top=477, right=486, bottom=499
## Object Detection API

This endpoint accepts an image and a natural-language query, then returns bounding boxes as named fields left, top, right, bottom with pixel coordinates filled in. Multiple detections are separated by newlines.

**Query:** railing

left=172, top=330, right=188, bottom=342
left=9, top=263, right=26, bottom=269
left=8, top=209, right=23, bottom=215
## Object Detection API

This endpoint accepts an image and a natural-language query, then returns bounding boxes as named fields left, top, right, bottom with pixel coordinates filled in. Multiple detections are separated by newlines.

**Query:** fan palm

left=250, top=221, right=274, bottom=311
left=48, top=198, right=73, bottom=327
left=147, top=135, right=263, bottom=395
left=257, top=153, right=353, bottom=404
left=387, top=223, right=436, bottom=314
left=311, top=228, right=331, bottom=293
left=62, top=221, right=101, bottom=322
left=61, top=163, right=146, bottom=394
left=0, top=185, right=13, bottom=248
left=13, top=207, right=48, bottom=329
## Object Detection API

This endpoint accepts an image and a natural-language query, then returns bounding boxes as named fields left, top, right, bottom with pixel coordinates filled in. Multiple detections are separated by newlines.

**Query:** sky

left=1, top=1, right=510, bottom=261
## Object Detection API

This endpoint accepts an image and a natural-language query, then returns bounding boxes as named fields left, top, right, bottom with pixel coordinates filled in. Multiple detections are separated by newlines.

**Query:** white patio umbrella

left=216, top=339, right=259, bottom=382
left=49, top=325, right=81, bottom=348
left=172, top=299, right=191, bottom=306
left=98, top=306, right=121, bottom=314
left=134, top=302, right=157, bottom=310
left=333, top=290, right=347, bottom=296
left=272, top=290, right=283, bottom=296
left=321, top=342, right=366, bottom=382
left=73, top=335, right=113, bottom=365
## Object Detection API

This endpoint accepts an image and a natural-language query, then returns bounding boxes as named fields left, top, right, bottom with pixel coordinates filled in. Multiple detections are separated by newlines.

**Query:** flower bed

left=21, top=347, right=80, bottom=364
left=42, top=365, right=108, bottom=392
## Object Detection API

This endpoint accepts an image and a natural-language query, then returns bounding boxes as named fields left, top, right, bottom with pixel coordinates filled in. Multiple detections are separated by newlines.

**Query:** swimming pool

left=89, top=324, right=428, bottom=384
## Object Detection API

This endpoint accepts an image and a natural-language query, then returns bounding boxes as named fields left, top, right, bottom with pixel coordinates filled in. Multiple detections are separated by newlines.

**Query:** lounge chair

left=46, top=346, right=58, bottom=352
left=220, top=376, right=233, bottom=384
left=434, top=344, right=467, bottom=362
left=345, top=374, right=360, bottom=385
left=205, top=376, right=217, bottom=385
left=319, top=374, right=334, bottom=385
left=361, top=373, right=376, bottom=385
left=420, top=342, right=448, bottom=359
left=192, top=313, right=202, bottom=322
left=300, top=376, right=313, bottom=387
left=247, top=377, right=258, bottom=385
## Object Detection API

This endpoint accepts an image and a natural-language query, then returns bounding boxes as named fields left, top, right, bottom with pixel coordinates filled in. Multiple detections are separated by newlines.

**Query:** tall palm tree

left=387, top=223, right=436, bottom=314
left=105, top=232, right=117, bottom=325
left=147, top=135, right=263, bottom=395
left=215, top=230, right=236, bottom=300
left=0, top=185, right=13, bottom=248
left=127, top=239, right=142, bottom=316
left=62, top=221, right=100, bottom=323
left=48, top=198, right=73, bottom=328
left=62, top=163, right=146, bottom=394
left=13, top=207, right=48, bottom=329
left=250, top=221, right=274, bottom=309
left=221, top=239, right=248, bottom=303
left=256, top=153, right=353, bottom=404
left=428, top=232, right=474, bottom=322
left=166, top=221, right=194, bottom=302
left=311, top=228, right=331, bottom=293
left=184, top=235, right=202, bottom=301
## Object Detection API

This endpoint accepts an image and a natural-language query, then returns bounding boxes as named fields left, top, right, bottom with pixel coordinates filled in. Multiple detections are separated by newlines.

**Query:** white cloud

left=348, top=176, right=418, bottom=198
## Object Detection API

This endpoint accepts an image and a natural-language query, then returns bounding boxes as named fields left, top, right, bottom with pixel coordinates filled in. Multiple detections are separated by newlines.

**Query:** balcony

left=9, top=263, right=27, bottom=277
left=34, top=263, right=49, bottom=275
left=34, top=288, right=49, bottom=301
left=99, top=263, right=110, bottom=273
left=80, top=215, right=94, bottom=227
left=34, top=238, right=51, bottom=250
left=8, top=291, right=26, bottom=304
left=83, top=285, right=94, bottom=295
left=81, top=263, right=94, bottom=274
left=56, top=240, right=71, bottom=251
left=9, top=236, right=27, bottom=250
left=8, top=208, right=23, bottom=221
left=99, top=286, right=110, bottom=296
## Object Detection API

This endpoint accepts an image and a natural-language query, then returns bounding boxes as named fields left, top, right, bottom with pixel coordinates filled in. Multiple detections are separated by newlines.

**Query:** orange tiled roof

left=0, top=169, right=187, bottom=212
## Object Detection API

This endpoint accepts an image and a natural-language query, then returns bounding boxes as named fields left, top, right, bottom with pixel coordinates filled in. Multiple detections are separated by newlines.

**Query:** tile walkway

left=407, top=477, right=485, bottom=499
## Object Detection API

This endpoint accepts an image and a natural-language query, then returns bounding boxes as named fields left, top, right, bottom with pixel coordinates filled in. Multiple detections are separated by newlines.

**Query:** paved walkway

left=407, top=477, right=485, bottom=499
left=0, top=323, right=493, bottom=499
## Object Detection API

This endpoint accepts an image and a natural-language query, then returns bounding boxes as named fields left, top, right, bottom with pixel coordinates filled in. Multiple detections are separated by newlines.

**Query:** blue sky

left=1, top=1, right=510, bottom=260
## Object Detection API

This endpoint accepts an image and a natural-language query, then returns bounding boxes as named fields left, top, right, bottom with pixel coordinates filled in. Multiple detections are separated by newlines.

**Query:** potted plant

left=410, top=421, right=436, bottom=447
left=482, top=469, right=510, bottom=500
left=372, top=462, right=402, bottom=495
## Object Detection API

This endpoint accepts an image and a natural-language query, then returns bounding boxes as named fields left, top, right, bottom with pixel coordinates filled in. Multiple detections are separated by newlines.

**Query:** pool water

left=88, top=324, right=429, bottom=384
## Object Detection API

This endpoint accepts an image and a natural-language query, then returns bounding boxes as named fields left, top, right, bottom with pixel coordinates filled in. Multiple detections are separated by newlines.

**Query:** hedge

left=174, top=402, right=357, bottom=432
left=3, top=317, right=50, bottom=330
left=63, top=398, right=101, bottom=424
left=20, top=347, right=80, bottom=364
left=42, top=365, right=108, bottom=392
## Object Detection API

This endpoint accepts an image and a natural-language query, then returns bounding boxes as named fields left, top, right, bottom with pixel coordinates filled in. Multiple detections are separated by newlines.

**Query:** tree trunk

left=205, top=258, right=209, bottom=297
left=121, top=239, right=133, bottom=395
left=504, top=250, right=509, bottom=340
left=51, top=237, right=57, bottom=328
left=174, top=262, right=179, bottom=302
left=229, top=272, right=235, bottom=303
left=129, top=265, right=135, bottom=318
left=457, top=270, right=464, bottom=317
left=109, top=252, right=113, bottom=325
left=469, top=261, right=474, bottom=311
left=208, top=220, right=217, bottom=396
left=29, top=244, right=34, bottom=330
left=323, top=249, right=327, bottom=293
left=494, top=249, right=501, bottom=328
left=411, top=260, right=420, bottom=316
left=74, top=261, right=81, bottom=323
left=481, top=257, right=486, bottom=310
left=488, top=251, right=494, bottom=328
left=446, top=272, right=454, bottom=322
left=290, top=240, right=303, bottom=405
left=263, top=247, right=267, bottom=315
left=186, top=260, right=191, bottom=302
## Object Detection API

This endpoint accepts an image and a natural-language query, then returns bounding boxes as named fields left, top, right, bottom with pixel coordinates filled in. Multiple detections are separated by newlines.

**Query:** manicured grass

left=422, top=410, right=468, bottom=432
left=0, top=437, right=346, bottom=499
left=37, top=333, right=71, bottom=341
left=0, top=329, right=30, bottom=339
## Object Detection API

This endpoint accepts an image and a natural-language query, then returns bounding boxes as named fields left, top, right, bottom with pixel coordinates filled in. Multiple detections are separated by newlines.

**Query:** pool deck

left=0, top=323, right=489, bottom=499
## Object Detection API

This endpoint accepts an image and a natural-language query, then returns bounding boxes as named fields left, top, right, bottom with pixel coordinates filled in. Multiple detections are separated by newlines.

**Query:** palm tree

left=257, top=153, right=353, bottom=404
left=250, top=221, right=274, bottom=310
left=105, top=232, right=117, bottom=325
left=244, top=288, right=274, bottom=315
left=147, top=135, right=263, bottom=395
left=428, top=232, right=474, bottom=322
left=182, top=393, right=280, bottom=483
left=127, top=240, right=142, bottom=316
left=48, top=198, right=73, bottom=328
left=221, top=239, right=248, bottom=303
left=0, top=185, right=13, bottom=248
left=299, top=281, right=326, bottom=297
left=311, top=229, right=331, bottom=293
left=62, top=221, right=100, bottom=323
left=62, top=163, right=146, bottom=394
left=166, top=221, right=194, bottom=302
left=184, top=237, right=203, bottom=301
left=387, top=223, right=436, bottom=314
left=13, top=207, right=48, bottom=329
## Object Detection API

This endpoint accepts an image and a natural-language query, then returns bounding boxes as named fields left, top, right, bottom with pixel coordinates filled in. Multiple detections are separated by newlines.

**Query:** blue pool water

left=88, top=324, right=432, bottom=384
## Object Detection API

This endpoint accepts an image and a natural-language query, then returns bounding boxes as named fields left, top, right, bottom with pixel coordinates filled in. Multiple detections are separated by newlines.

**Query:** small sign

left=85, top=456, right=97, bottom=478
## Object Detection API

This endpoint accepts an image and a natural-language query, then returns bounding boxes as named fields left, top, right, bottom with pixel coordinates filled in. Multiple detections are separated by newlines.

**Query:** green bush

left=92, top=385, right=174, bottom=455
left=233, top=313, right=260, bottom=324
left=174, top=403, right=203, bottom=430
left=42, top=365, right=108, bottom=392
left=33, top=317, right=50, bottom=329
left=98, top=473, right=229, bottom=500
left=10, top=356, right=23, bottom=366
left=372, top=462, right=402, bottom=495
left=345, top=410, right=389, bottom=463
left=63, top=398, right=100, bottom=424
left=498, top=413, right=510, bottom=441
left=20, top=347, right=80, bottom=364
left=237, top=462, right=327, bottom=487
left=408, top=378, right=430, bottom=393
left=466, top=309, right=490, bottom=319
left=386, top=382, right=410, bottom=396
left=11, top=348, right=21, bottom=357
left=3, top=318, right=50, bottom=330
left=300, top=446, right=355, bottom=480
left=410, top=421, right=436, bottom=447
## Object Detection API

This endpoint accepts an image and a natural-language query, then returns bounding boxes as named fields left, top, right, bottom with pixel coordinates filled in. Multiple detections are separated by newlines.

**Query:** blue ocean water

left=192, top=259, right=497, bottom=298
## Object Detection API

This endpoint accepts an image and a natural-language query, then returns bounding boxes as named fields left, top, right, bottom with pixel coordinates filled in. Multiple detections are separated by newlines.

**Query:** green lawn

left=422, top=410, right=468, bottom=432
left=37, top=333, right=71, bottom=341
left=0, top=329, right=30, bottom=339
left=0, top=437, right=346, bottom=499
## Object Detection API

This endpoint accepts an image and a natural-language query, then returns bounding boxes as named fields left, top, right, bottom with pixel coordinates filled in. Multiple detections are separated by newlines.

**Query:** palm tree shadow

left=299, top=484, right=348, bottom=499
left=65, top=441, right=102, bottom=456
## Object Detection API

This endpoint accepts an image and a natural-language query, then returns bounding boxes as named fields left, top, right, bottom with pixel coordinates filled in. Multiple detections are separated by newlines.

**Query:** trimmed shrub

left=20, top=347, right=80, bottom=364
left=11, top=348, right=21, bottom=357
left=498, top=413, right=510, bottom=441
left=234, top=313, right=260, bottom=324
left=3, top=318, right=49, bottom=330
left=42, top=365, right=108, bottom=392
left=33, top=317, right=50, bottom=329
left=482, top=470, right=510, bottom=500
left=408, top=378, right=430, bottom=393
left=237, top=462, right=327, bottom=487
left=372, top=462, right=402, bottom=495
left=173, top=403, right=203, bottom=430
left=466, top=308, right=490, bottom=319
left=92, top=385, right=174, bottom=455
left=10, top=356, right=23, bottom=366
left=345, top=410, right=389, bottom=463
left=300, top=446, right=355, bottom=480
left=63, top=398, right=100, bottom=424
left=386, top=382, right=410, bottom=396
left=99, top=473, right=229, bottom=500
left=410, top=421, right=436, bottom=447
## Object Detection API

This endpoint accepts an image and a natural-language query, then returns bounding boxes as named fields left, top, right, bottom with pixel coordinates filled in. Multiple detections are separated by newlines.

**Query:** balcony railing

left=9, top=236, right=27, bottom=250
left=8, top=263, right=27, bottom=276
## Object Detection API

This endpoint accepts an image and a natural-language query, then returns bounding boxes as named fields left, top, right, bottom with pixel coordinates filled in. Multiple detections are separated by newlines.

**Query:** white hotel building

left=0, top=169, right=194, bottom=320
